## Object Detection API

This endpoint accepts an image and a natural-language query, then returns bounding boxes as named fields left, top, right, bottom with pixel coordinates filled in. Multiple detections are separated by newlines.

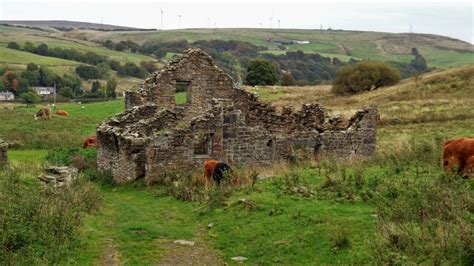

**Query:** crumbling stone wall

left=0, top=139, right=7, bottom=167
left=97, top=48, right=379, bottom=184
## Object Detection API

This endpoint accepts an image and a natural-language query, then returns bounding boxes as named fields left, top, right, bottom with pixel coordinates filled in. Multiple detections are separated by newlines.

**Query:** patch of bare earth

left=158, top=239, right=224, bottom=266
left=100, top=241, right=121, bottom=266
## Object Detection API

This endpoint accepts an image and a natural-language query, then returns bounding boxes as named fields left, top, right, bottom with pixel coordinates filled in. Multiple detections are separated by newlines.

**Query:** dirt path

left=100, top=240, right=121, bottom=266
left=158, top=239, right=224, bottom=266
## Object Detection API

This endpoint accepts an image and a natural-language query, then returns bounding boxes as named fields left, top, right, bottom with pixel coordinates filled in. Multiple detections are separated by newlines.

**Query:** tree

left=23, top=42, right=36, bottom=53
left=35, top=43, right=49, bottom=56
left=18, top=78, right=30, bottom=94
left=123, top=62, right=148, bottom=78
left=140, top=60, right=157, bottom=73
left=2, top=71, right=20, bottom=95
left=106, top=77, right=118, bottom=99
left=91, top=80, right=101, bottom=93
left=245, top=59, right=280, bottom=86
left=26, top=63, right=39, bottom=71
left=20, top=70, right=40, bottom=87
left=75, top=65, right=101, bottom=80
left=332, top=61, right=401, bottom=95
left=114, top=42, right=128, bottom=51
left=280, top=72, right=295, bottom=86
left=7, top=42, right=20, bottom=50
left=97, top=62, right=111, bottom=78
left=154, top=49, right=167, bottom=59
left=20, top=89, right=40, bottom=107
left=59, top=86, right=74, bottom=98
left=104, top=40, right=114, bottom=49
left=107, top=60, right=121, bottom=71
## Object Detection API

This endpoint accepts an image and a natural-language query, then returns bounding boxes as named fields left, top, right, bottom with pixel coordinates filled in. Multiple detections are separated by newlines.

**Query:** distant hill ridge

left=0, top=20, right=154, bottom=31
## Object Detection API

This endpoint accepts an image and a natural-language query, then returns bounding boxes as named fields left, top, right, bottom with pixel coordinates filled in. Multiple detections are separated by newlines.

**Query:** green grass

left=0, top=46, right=80, bottom=66
left=8, top=149, right=48, bottom=164
left=69, top=184, right=199, bottom=264
left=175, top=91, right=188, bottom=105
left=0, top=100, right=124, bottom=149
left=72, top=28, right=473, bottom=69
left=419, top=47, right=474, bottom=69
left=1, top=58, right=473, bottom=264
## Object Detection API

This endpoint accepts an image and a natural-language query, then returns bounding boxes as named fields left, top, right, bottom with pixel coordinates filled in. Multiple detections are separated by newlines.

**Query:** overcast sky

left=0, top=0, right=472, bottom=43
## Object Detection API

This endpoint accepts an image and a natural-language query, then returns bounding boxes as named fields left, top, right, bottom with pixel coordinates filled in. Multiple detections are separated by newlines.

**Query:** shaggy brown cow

left=55, top=110, right=69, bottom=117
left=34, top=107, right=52, bottom=120
left=443, top=137, right=474, bottom=178
left=82, top=135, right=97, bottom=149
left=203, top=160, right=232, bottom=190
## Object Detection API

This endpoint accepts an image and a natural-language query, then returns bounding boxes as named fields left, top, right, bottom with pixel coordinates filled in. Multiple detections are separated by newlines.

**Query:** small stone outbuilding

left=97, top=49, right=379, bottom=184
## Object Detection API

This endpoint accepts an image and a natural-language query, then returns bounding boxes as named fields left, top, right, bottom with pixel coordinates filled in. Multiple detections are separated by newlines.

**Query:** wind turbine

left=277, top=19, right=280, bottom=29
left=178, top=14, right=182, bottom=29
left=269, top=16, right=273, bottom=28
left=160, top=9, right=164, bottom=30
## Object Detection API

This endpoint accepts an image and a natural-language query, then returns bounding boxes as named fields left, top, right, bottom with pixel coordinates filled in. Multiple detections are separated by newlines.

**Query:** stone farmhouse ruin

left=97, top=49, right=379, bottom=184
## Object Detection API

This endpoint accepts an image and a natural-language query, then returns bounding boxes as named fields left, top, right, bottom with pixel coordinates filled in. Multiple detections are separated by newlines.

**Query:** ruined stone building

left=97, top=49, right=379, bottom=184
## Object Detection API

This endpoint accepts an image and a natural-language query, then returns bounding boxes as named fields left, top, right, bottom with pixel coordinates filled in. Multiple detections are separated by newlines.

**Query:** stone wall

left=0, top=139, right=7, bottom=167
left=97, top=48, right=379, bottom=184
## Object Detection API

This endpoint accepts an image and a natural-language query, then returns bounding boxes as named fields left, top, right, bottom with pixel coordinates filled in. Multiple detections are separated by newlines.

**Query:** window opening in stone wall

left=175, top=81, right=190, bottom=105
left=194, top=133, right=214, bottom=155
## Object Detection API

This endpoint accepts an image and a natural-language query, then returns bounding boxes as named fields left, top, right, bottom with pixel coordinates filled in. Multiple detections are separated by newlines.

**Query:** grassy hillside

left=66, top=28, right=474, bottom=69
left=1, top=66, right=473, bottom=264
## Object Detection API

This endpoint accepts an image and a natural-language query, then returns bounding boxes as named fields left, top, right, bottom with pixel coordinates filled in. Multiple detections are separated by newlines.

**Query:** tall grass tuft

left=372, top=173, right=473, bottom=264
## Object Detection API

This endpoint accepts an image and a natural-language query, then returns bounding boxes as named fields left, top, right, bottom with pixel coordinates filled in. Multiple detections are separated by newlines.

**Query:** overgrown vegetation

left=0, top=167, right=100, bottom=264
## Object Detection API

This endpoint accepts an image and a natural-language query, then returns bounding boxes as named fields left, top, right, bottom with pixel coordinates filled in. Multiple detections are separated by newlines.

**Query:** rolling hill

left=0, top=23, right=472, bottom=92
left=0, top=20, right=143, bottom=30
left=65, top=28, right=474, bottom=69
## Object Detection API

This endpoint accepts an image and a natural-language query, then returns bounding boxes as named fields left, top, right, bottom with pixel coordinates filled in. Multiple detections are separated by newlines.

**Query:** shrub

left=332, top=61, right=401, bottom=95
left=245, top=59, right=280, bottom=86
left=45, top=147, right=97, bottom=168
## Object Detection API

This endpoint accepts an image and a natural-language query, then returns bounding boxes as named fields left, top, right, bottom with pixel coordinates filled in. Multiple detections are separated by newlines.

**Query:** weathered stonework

left=97, top=49, right=379, bottom=184
left=0, top=139, right=7, bottom=167
left=38, top=166, right=78, bottom=188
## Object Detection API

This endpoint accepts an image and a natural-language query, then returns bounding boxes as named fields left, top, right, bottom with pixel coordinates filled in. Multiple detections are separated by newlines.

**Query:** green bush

left=45, top=147, right=97, bottom=168
left=75, top=65, right=101, bottom=80
left=332, top=61, right=401, bottom=95
left=245, top=59, right=280, bottom=86
left=0, top=169, right=100, bottom=264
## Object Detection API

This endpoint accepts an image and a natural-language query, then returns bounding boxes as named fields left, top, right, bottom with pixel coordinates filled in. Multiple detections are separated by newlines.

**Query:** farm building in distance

left=0, top=92, right=14, bottom=101
left=32, top=86, right=56, bottom=96
left=96, top=48, right=379, bottom=184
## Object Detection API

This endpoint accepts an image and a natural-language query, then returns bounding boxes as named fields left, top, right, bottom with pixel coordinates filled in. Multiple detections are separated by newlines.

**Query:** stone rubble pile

left=38, top=166, right=78, bottom=188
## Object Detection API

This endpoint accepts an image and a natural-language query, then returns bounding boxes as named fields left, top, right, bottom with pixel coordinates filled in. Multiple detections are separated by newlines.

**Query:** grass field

left=0, top=64, right=473, bottom=264
left=68, top=28, right=474, bottom=69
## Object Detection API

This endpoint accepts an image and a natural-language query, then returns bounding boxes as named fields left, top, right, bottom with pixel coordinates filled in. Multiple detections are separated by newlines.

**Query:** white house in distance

left=0, top=91, right=14, bottom=101
left=32, top=86, right=56, bottom=96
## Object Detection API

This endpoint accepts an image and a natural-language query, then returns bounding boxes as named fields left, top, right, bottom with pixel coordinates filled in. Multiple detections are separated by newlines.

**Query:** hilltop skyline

left=0, top=1, right=472, bottom=43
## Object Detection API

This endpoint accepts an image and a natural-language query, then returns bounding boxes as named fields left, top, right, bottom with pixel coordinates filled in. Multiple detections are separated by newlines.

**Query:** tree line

left=0, top=63, right=118, bottom=106
left=7, top=41, right=153, bottom=79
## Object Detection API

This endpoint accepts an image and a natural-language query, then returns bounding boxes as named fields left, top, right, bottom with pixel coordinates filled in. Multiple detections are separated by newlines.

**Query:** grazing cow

left=82, top=135, right=97, bottom=149
left=55, top=110, right=69, bottom=117
left=34, top=107, right=52, bottom=120
left=443, top=137, right=474, bottom=178
left=203, top=160, right=232, bottom=190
